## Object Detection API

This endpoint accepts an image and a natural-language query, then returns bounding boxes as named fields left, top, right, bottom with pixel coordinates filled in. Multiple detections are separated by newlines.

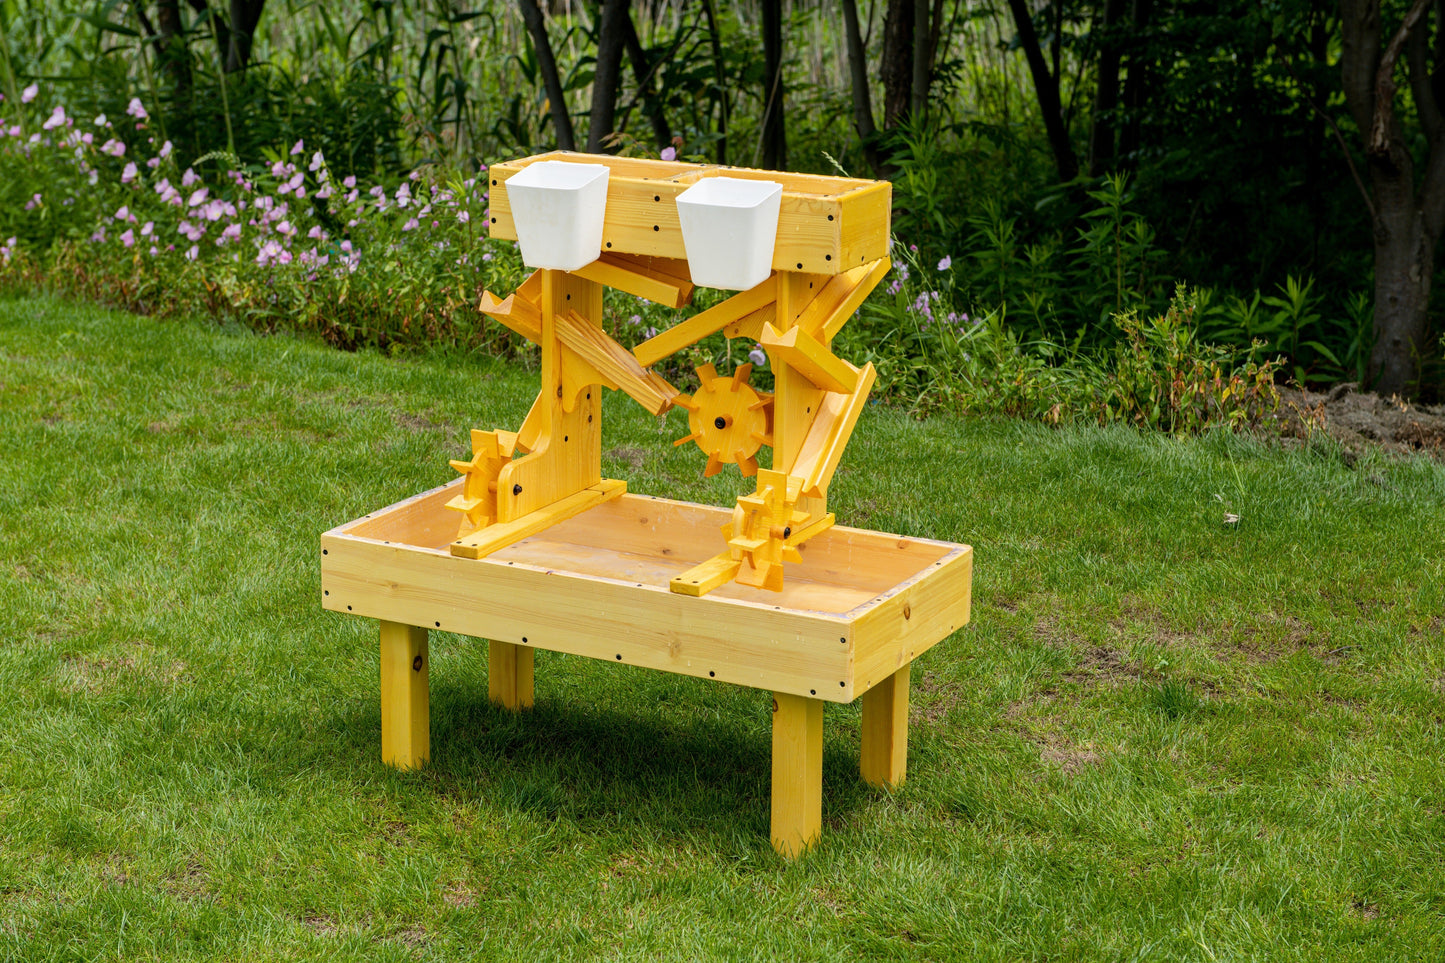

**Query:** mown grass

left=1, top=295, right=1442, bottom=961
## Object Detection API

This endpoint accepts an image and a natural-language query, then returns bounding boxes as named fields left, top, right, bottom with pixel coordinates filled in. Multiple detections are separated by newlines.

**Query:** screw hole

left=827, top=214, right=834, bottom=221
left=490, top=217, right=496, bottom=224
left=347, top=605, right=352, bottom=611
left=810, top=689, right=816, bottom=695
left=434, top=621, right=440, bottom=627
left=796, top=262, right=803, bottom=269
left=491, top=179, right=497, bottom=185
left=522, top=637, right=528, bottom=643
left=324, top=590, right=329, bottom=596
left=653, top=225, right=660, bottom=231
left=606, top=241, right=612, bottom=248
left=616, top=654, right=622, bottom=660
left=709, top=671, right=716, bottom=677
left=825, top=254, right=832, bottom=261
left=322, top=549, right=328, bottom=555
left=654, top=195, right=660, bottom=201
left=839, top=636, right=846, bottom=643
left=839, top=681, right=845, bottom=687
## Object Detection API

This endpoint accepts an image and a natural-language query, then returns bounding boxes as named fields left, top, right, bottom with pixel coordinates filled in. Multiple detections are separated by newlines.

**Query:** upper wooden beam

left=486, top=151, right=892, bottom=277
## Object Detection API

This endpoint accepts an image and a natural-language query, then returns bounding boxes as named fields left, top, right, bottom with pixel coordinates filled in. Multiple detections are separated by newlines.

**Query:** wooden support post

left=488, top=640, right=534, bottom=711
left=860, top=662, right=910, bottom=787
left=771, top=691, right=823, bottom=858
left=380, top=621, right=429, bottom=770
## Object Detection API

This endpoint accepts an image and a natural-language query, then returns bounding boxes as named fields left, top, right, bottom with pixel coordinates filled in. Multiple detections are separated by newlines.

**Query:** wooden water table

left=320, top=152, right=973, bottom=857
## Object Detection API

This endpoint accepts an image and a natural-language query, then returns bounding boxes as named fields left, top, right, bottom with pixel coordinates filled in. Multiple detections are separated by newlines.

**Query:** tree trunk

left=1005, top=0, right=1079, bottom=181
left=1118, top=0, right=1153, bottom=162
left=761, top=0, right=786, bottom=169
left=224, top=0, right=267, bottom=73
left=1341, top=0, right=1440, bottom=395
left=622, top=9, right=670, bottom=151
left=701, top=0, right=729, bottom=164
left=518, top=0, right=576, bottom=150
left=910, top=0, right=930, bottom=115
left=587, top=0, right=630, bottom=152
left=1088, top=0, right=1127, bottom=175
left=842, top=0, right=886, bottom=175
left=157, top=0, right=194, bottom=84
left=1369, top=193, right=1434, bottom=395
left=881, top=0, right=914, bottom=128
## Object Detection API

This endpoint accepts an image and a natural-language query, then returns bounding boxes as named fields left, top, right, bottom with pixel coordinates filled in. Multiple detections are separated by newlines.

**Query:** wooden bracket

left=634, top=274, right=778, bottom=367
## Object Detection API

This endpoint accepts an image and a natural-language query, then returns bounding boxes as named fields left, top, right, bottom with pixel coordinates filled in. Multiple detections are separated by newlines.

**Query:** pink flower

left=661, top=146, right=676, bottom=161
left=748, top=346, right=767, bottom=366
left=126, top=98, right=148, bottom=120
left=146, top=156, right=160, bottom=169
left=42, top=106, right=68, bottom=130
left=219, top=223, right=242, bottom=244
left=256, top=239, right=284, bottom=265
left=141, top=221, right=154, bottom=237
left=290, top=139, right=304, bottom=156
left=937, top=255, right=952, bottom=271
left=159, top=140, right=172, bottom=158
left=21, top=84, right=37, bottom=103
left=185, top=245, right=199, bottom=261
left=343, top=175, right=356, bottom=189
left=309, top=151, right=324, bottom=172
left=93, top=114, right=108, bottom=127
left=402, top=217, right=419, bottom=231
left=307, top=225, right=325, bottom=240
left=187, top=187, right=209, bottom=207
left=457, top=211, right=470, bottom=224
left=114, top=205, right=130, bottom=221
left=100, top=139, right=126, bottom=157
left=276, top=220, right=296, bottom=238
left=23, top=193, right=40, bottom=211
left=121, top=162, right=138, bottom=183
left=181, top=168, right=199, bottom=187
left=120, top=229, right=135, bottom=248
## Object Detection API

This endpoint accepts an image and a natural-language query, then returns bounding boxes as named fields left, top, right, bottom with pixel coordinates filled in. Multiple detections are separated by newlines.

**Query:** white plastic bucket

left=504, top=161, right=610, bottom=272
left=675, top=176, right=783, bottom=290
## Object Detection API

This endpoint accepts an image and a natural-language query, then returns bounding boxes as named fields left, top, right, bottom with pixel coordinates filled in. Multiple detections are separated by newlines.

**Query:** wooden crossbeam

left=573, top=253, right=696, bottom=309
left=760, top=323, right=862, bottom=394
left=634, top=275, right=778, bottom=367
left=803, top=257, right=890, bottom=341
left=555, top=310, right=678, bottom=415
left=449, top=479, right=627, bottom=559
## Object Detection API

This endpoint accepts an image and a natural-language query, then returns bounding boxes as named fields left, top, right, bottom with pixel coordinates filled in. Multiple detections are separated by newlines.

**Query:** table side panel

left=852, top=546, right=973, bottom=696
left=321, top=534, right=857, bottom=701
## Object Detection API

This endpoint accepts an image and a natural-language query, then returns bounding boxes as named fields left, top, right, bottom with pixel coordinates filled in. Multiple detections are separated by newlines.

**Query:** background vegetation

left=0, top=0, right=1440, bottom=404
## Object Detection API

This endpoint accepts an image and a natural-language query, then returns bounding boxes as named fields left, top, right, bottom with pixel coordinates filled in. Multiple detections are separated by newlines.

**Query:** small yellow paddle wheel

left=673, top=363, right=773, bottom=477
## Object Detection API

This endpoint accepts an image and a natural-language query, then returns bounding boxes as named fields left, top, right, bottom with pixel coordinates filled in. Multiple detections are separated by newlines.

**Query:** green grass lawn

left=2, top=295, right=1443, bottom=961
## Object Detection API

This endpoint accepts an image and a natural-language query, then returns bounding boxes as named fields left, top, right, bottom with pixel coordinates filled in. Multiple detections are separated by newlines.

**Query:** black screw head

left=713, top=416, right=727, bottom=430
left=512, top=484, right=523, bottom=495
left=783, top=526, right=791, bottom=539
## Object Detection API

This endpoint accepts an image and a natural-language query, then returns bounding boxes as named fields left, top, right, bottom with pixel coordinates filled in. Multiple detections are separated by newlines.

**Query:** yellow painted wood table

left=320, top=152, right=972, bottom=857
left=321, top=482, right=971, bottom=857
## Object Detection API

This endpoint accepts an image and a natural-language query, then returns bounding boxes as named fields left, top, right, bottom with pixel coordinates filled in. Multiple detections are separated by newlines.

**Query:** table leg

left=380, top=621, right=429, bottom=770
left=771, top=691, right=823, bottom=858
left=488, top=640, right=534, bottom=711
left=860, top=662, right=910, bottom=787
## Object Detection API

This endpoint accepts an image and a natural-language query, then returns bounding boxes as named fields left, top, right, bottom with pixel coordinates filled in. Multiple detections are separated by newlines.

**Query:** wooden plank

left=760, top=322, right=860, bottom=394
left=860, top=662, right=909, bottom=787
left=321, top=531, right=856, bottom=701
left=851, top=546, right=972, bottom=697
left=837, top=182, right=893, bottom=273
left=488, top=640, right=534, bottom=710
left=494, top=271, right=602, bottom=521
left=556, top=309, right=678, bottom=415
left=795, top=258, right=890, bottom=342
left=478, top=290, right=542, bottom=343
left=450, top=479, right=626, bottom=559
left=634, top=275, right=777, bottom=367
left=670, top=551, right=741, bottom=596
left=771, top=692, right=823, bottom=858
left=380, top=621, right=429, bottom=770
left=792, top=362, right=878, bottom=498
left=572, top=252, right=695, bottom=309
left=487, top=153, right=886, bottom=275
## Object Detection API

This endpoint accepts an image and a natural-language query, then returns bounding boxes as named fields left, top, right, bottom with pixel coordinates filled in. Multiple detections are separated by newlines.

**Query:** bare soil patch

left=1276, top=384, right=1445, bottom=460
